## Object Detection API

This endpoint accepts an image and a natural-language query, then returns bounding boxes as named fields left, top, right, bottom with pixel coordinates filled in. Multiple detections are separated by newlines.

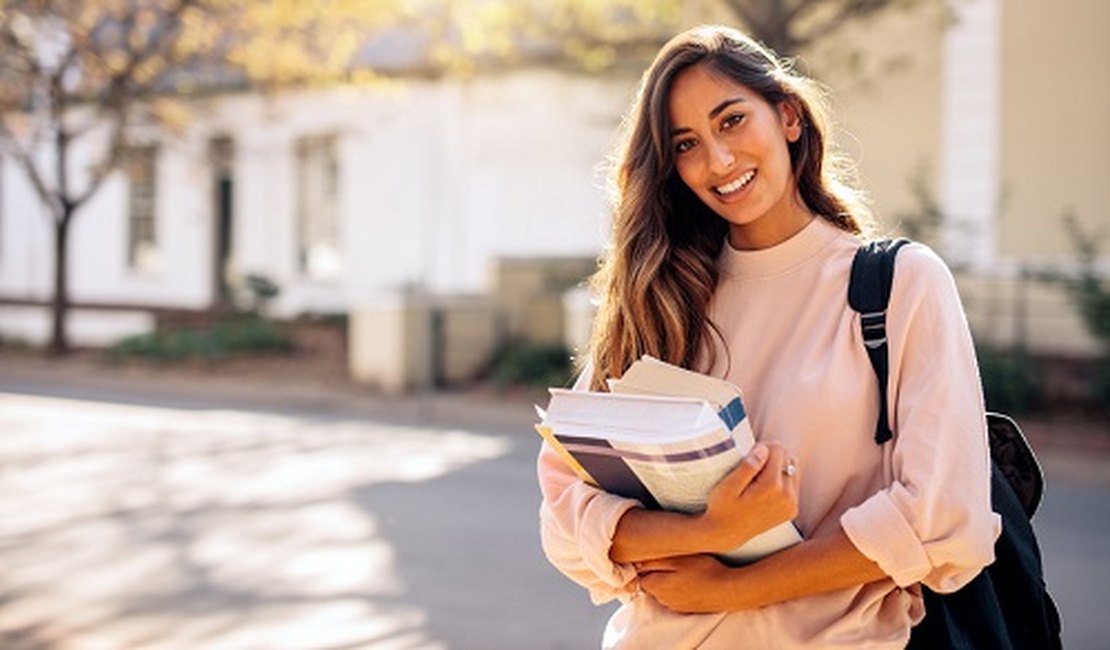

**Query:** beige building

left=2, top=1, right=1104, bottom=392
left=419, top=0, right=1110, bottom=372
left=801, top=0, right=1109, bottom=357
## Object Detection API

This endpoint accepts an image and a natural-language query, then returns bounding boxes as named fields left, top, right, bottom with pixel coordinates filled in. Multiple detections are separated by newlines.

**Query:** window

left=124, top=144, right=159, bottom=271
left=295, top=134, right=343, bottom=281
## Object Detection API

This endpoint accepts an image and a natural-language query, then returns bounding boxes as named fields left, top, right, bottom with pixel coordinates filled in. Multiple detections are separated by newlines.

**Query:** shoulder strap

left=848, top=238, right=911, bottom=444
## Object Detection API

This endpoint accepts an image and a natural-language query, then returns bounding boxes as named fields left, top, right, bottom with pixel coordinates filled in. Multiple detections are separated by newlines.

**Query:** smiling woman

left=537, top=24, right=1000, bottom=650
left=668, top=65, right=807, bottom=250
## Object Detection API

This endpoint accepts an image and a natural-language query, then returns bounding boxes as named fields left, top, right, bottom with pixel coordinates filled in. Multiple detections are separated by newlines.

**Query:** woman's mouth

left=713, top=169, right=756, bottom=197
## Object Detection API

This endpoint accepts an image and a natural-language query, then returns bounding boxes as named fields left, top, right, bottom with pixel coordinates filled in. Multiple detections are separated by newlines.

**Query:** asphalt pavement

left=0, top=369, right=1106, bottom=649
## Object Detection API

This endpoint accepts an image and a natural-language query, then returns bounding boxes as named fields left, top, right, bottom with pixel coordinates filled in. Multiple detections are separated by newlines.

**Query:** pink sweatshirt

left=538, top=217, right=1001, bottom=649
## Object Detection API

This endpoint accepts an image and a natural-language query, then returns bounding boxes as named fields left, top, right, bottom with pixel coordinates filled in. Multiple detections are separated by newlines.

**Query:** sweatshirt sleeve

left=536, top=362, right=641, bottom=605
left=840, top=244, right=1001, bottom=592
left=538, top=442, right=642, bottom=604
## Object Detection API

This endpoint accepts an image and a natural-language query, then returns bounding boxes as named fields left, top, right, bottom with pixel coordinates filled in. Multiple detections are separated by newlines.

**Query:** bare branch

left=71, top=117, right=127, bottom=211
left=49, top=39, right=81, bottom=90
left=0, top=17, right=43, bottom=79
left=783, top=0, right=823, bottom=27
left=722, top=0, right=771, bottom=41
left=794, top=0, right=905, bottom=49
left=0, top=120, right=62, bottom=219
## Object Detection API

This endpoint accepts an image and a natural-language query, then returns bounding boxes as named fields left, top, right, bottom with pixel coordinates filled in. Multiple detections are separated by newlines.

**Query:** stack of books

left=536, top=356, right=801, bottom=564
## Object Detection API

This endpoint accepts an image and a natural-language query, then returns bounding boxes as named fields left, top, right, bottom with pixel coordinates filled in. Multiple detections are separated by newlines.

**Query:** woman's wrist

left=611, top=507, right=722, bottom=563
left=691, top=510, right=755, bottom=554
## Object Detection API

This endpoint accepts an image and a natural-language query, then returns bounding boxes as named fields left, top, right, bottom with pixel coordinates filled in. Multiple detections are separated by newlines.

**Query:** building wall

left=811, top=5, right=946, bottom=235
left=999, top=0, right=1110, bottom=261
left=0, top=154, right=54, bottom=300
left=0, top=70, right=634, bottom=334
left=2, top=8, right=1105, bottom=357
left=946, top=0, right=1106, bottom=357
left=204, top=70, right=632, bottom=316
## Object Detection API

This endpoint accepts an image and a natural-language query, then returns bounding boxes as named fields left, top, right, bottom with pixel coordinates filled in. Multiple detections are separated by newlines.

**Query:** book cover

left=538, top=357, right=802, bottom=564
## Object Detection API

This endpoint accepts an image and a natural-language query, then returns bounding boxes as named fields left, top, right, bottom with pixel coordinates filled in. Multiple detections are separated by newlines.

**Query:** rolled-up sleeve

left=840, top=244, right=1001, bottom=592
left=536, top=362, right=642, bottom=604
left=538, top=442, right=641, bottom=604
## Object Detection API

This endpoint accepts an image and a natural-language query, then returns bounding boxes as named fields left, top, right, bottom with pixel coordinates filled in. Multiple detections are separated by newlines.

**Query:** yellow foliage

left=149, top=97, right=192, bottom=133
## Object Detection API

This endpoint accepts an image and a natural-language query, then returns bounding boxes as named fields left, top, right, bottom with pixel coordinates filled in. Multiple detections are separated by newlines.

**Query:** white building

left=0, top=69, right=635, bottom=346
left=2, top=0, right=1107, bottom=358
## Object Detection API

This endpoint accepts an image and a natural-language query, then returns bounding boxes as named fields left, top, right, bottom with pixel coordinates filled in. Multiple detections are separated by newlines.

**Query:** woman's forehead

left=668, top=66, right=761, bottom=124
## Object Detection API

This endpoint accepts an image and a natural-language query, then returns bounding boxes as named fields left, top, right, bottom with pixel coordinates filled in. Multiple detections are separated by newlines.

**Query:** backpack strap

left=848, top=238, right=911, bottom=444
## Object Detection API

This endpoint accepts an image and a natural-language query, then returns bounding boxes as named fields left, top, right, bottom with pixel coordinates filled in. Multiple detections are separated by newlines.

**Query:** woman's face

left=667, top=63, right=810, bottom=250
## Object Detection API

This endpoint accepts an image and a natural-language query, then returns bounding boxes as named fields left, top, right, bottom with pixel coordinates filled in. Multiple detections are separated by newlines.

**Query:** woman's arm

left=641, top=246, right=999, bottom=612
left=611, top=442, right=797, bottom=563
left=637, top=527, right=887, bottom=613
left=538, top=441, right=642, bottom=604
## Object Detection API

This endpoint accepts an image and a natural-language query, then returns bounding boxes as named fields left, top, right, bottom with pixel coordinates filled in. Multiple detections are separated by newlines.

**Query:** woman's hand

left=636, top=554, right=740, bottom=613
left=694, top=442, right=799, bottom=553
left=609, top=442, right=799, bottom=564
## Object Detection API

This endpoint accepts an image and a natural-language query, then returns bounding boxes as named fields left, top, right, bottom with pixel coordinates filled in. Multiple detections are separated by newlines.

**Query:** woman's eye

left=675, top=139, right=696, bottom=154
left=722, top=114, right=745, bottom=130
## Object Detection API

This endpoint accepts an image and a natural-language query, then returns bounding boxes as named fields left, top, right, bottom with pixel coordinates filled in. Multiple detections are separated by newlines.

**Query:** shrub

left=491, top=341, right=573, bottom=388
left=108, top=314, right=293, bottom=361
left=976, top=345, right=1041, bottom=414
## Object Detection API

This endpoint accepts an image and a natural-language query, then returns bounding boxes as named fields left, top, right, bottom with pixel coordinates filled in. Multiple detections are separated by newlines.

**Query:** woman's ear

left=778, top=100, right=803, bottom=143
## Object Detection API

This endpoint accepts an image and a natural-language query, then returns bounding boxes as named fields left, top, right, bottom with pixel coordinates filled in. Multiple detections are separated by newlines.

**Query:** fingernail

left=752, top=444, right=768, bottom=462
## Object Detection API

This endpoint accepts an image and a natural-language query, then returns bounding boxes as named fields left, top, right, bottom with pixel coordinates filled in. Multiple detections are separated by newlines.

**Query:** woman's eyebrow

left=709, top=97, right=746, bottom=119
left=671, top=97, right=748, bottom=137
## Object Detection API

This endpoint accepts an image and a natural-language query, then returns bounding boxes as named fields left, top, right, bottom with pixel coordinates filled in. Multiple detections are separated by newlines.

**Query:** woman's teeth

left=715, top=169, right=756, bottom=195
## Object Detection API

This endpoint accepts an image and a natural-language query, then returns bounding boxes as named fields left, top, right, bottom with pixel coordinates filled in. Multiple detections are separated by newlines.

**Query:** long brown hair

left=587, top=25, right=873, bottom=390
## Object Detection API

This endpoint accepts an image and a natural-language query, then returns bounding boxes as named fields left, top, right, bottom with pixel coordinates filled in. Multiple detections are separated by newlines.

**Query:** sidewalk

left=1, top=351, right=1107, bottom=649
left=2, top=350, right=1107, bottom=485
left=0, top=350, right=542, bottom=436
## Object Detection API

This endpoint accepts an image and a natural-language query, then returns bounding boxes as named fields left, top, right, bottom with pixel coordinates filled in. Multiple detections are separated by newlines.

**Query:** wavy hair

left=587, top=25, right=874, bottom=390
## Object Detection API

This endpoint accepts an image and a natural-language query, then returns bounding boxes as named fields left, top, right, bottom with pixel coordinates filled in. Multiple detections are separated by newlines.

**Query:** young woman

left=537, top=25, right=1000, bottom=648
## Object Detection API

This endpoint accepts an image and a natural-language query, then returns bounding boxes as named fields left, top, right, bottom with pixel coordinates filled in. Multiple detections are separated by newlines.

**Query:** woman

left=537, top=25, right=1000, bottom=649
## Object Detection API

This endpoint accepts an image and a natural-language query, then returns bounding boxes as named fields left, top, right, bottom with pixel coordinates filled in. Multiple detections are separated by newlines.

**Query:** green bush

left=1040, top=213, right=1110, bottom=410
left=108, top=315, right=293, bottom=361
left=0, top=334, right=34, bottom=350
left=491, top=341, right=573, bottom=388
left=1093, top=358, right=1110, bottom=409
left=976, top=345, right=1041, bottom=414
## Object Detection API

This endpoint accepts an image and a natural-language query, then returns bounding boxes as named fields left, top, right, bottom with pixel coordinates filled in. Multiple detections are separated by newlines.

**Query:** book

left=537, top=356, right=802, bottom=564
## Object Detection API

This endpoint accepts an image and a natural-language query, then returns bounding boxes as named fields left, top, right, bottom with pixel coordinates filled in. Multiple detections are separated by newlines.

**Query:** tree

left=0, top=0, right=936, bottom=353
left=428, top=0, right=943, bottom=67
left=0, top=0, right=403, bottom=353
left=716, top=0, right=939, bottom=57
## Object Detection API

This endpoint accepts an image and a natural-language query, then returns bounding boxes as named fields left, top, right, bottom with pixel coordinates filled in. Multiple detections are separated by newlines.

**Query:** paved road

left=0, top=384, right=1105, bottom=649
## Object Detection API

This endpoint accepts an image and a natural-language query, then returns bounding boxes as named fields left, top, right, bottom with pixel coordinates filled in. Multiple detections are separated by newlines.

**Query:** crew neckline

left=718, top=216, right=845, bottom=278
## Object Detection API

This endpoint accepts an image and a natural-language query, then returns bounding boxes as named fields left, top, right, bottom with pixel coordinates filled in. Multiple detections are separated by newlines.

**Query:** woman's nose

left=707, top=137, right=735, bottom=174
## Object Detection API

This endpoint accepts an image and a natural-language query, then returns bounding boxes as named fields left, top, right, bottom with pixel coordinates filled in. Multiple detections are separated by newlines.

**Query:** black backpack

left=848, top=239, right=1062, bottom=650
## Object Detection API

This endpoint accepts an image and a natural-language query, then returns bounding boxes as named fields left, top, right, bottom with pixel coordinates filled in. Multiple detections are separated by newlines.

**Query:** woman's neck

left=727, top=191, right=816, bottom=251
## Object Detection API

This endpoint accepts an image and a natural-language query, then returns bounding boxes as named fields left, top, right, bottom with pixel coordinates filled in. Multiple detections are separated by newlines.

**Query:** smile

left=713, top=169, right=756, bottom=196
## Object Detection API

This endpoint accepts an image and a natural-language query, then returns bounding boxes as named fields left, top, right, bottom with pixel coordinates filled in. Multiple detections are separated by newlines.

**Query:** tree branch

left=783, top=0, right=823, bottom=27
left=722, top=0, right=771, bottom=41
left=795, top=0, right=898, bottom=49
left=0, top=120, right=63, bottom=219
left=71, top=116, right=128, bottom=212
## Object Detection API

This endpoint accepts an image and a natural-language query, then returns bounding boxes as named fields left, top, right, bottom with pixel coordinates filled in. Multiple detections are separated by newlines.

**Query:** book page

left=538, top=362, right=802, bottom=564
left=610, top=355, right=742, bottom=409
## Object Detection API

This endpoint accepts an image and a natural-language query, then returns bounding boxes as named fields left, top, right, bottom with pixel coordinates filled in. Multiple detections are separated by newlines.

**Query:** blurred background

left=0, top=0, right=1106, bottom=648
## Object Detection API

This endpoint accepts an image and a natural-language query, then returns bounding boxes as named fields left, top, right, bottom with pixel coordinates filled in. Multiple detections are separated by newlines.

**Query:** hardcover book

left=536, top=356, right=801, bottom=564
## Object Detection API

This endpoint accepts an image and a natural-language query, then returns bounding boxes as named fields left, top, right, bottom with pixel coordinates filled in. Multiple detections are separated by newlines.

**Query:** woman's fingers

left=756, top=443, right=796, bottom=485
left=716, top=443, right=769, bottom=496
left=748, top=443, right=801, bottom=521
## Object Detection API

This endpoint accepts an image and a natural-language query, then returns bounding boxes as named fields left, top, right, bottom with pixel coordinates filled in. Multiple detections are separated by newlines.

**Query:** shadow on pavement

left=351, top=435, right=614, bottom=650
